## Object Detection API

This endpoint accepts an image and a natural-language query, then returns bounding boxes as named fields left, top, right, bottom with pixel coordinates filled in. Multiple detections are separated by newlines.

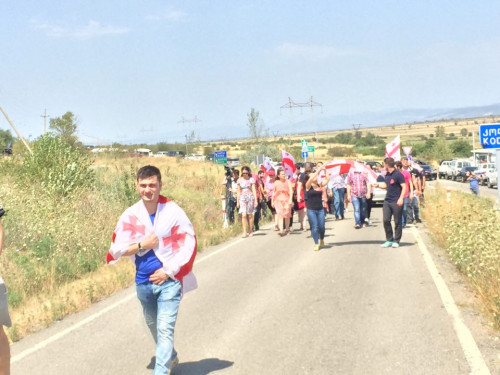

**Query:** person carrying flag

left=107, top=165, right=197, bottom=375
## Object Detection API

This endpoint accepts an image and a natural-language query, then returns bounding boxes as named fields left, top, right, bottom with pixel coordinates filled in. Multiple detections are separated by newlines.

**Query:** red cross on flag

left=162, top=225, right=187, bottom=252
left=385, top=135, right=401, bottom=161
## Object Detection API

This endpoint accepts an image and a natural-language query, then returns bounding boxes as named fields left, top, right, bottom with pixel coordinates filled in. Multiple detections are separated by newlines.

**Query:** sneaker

left=392, top=242, right=400, bottom=248
left=381, top=241, right=393, bottom=248
left=416, top=218, right=422, bottom=223
left=355, top=224, right=361, bottom=229
left=314, top=244, right=320, bottom=251
left=365, top=218, right=371, bottom=225
left=168, top=357, right=179, bottom=375
left=319, top=239, right=325, bottom=248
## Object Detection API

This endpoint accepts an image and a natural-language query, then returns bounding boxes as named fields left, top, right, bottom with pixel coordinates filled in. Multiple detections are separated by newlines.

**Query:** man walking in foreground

left=107, top=165, right=197, bottom=375
left=0, top=205, right=11, bottom=375
left=374, top=158, right=407, bottom=248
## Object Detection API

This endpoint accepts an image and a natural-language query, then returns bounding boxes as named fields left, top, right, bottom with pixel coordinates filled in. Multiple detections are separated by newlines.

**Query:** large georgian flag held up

left=107, top=195, right=197, bottom=292
left=281, top=150, right=297, bottom=180
left=385, top=135, right=401, bottom=161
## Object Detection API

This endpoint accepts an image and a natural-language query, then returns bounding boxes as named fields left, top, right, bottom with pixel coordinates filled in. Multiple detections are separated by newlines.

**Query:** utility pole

left=0, top=104, right=33, bottom=154
left=41, top=108, right=49, bottom=133
left=178, top=116, right=202, bottom=155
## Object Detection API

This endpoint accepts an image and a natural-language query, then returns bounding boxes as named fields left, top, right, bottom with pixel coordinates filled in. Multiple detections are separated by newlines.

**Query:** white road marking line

left=410, top=227, right=490, bottom=374
left=11, top=292, right=136, bottom=363
left=12, top=236, right=246, bottom=363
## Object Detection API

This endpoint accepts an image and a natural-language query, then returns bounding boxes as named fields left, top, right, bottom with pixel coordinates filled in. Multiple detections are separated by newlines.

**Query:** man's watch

left=137, top=242, right=146, bottom=255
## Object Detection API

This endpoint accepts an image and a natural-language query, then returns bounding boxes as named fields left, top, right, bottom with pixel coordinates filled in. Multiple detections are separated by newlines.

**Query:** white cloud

left=32, top=20, right=129, bottom=40
left=146, top=9, right=188, bottom=22
left=276, top=43, right=359, bottom=62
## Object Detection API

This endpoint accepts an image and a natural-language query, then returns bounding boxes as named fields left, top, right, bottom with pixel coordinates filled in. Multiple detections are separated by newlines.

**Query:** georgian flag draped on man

left=107, top=195, right=197, bottom=291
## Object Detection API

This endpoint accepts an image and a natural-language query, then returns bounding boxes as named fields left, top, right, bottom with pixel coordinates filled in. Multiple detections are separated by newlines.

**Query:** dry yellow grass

left=2, top=156, right=243, bottom=341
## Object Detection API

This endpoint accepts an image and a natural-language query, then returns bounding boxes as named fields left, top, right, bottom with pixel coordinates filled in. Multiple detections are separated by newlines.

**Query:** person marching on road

left=0, top=205, right=11, bottom=375
left=346, top=167, right=371, bottom=229
left=373, top=157, right=407, bottom=248
left=304, top=165, right=329, bottom=251
left=107, top=165, right=197, bottom=375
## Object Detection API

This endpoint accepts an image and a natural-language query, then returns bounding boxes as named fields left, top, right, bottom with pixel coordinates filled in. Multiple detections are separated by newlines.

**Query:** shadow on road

left=147, top=357, right=234, bottom=373
left=175, top=358, right=234, bottom=374
left=329, top=240, right=415, bottom=247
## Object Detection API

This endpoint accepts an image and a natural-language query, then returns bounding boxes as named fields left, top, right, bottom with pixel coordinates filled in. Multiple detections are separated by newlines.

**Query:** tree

left=0, top=129, right=14, bottom=149
left=435, top=125, right=446, bottom=138
left=49, top=111, right=78, bottom=145
left=460, top=128, right=468, bottom=137
left=451, top=139, right=471, bottom=157
left=247, top=108, right=264, bottom=142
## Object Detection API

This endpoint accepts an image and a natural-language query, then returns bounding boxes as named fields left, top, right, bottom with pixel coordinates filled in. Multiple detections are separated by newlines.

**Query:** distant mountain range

left=258, top=103, right=500, bottom=139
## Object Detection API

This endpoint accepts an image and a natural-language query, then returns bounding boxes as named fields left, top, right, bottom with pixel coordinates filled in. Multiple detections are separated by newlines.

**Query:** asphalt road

left=430, top=177, right=499, bottom=200
left=10, top=207, right=498, bottom=374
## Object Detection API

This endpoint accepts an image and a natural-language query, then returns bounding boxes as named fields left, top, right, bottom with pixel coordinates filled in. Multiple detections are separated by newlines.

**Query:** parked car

left=185, top=153, right=205, bottom=161
left=476, top=163, right=495, bottom=185
left=167, top=150, right=185, bottom=157
left=438, top=160, right=452, bottom=179
left=447, top=159, right=472, bottom=180
left=226, top=157, right=240, bottom=167
left=456, top=166, right=478, bottom=183
left=364, top=160, right=383, bottom=170
left=412, top=159, right=428, bottom=166
left=154, top=151, right=169, bottom=157
left=421, top=165, right=437, bottom=180
left=485, top=168, right=498, bottom=189
left=372, top=174, right=387, bottom=203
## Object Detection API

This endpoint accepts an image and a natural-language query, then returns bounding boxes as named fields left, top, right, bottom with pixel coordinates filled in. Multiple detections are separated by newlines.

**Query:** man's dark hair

left=395, top=161, right=403, bottom=168
left=384, top=157, right=395, bottom=168
left=137, top=165, right=162, bottom=182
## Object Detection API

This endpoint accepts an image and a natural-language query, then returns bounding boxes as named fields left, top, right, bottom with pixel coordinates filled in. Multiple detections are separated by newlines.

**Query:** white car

left=476, top=163, right=495, bottom=185
left=485, top=168, right=498, bottom=188
left=438, top=160, right=452, bottom=179
left=155, top=151, right=169, bottom=157
left=185, top=154, right=205, bottom=161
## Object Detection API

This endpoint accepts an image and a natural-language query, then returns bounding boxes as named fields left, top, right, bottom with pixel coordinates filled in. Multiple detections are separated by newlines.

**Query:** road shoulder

left=413, top=222, right=500, bottom=373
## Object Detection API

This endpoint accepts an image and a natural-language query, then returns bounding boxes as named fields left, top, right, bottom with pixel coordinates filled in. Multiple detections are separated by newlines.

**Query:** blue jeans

left=407, top=196, right=419, bottom=222
left=136, top=279, right=182, bottom=375
left=306, top=208, right=325, bottom=244
left=402, top=197, right=409, bottom=227
left=351, top=196, right=367, bottom=226
left=333, top=188, right=345, bottom=219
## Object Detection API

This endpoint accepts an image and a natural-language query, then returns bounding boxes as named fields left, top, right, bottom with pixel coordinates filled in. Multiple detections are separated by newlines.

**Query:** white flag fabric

left=281, top=150, right=297, bottom=181
left=107, top=195, right=197, bottom=292
left=385, top=135, right=401, bottom=161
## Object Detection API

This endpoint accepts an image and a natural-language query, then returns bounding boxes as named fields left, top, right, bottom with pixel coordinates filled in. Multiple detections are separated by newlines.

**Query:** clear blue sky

left=1, top=1, right=499, bottom=145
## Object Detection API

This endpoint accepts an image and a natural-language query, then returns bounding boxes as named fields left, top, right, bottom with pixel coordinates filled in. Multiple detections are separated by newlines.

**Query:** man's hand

left=366, top=193, right=371, bottom=199
left=141, top=232, right=159, bottom=250
left=149, top=269, right=169, bottom=285
left=397, top=197, right=404, bottom=207
left=347, top=195, right=352, bottom=202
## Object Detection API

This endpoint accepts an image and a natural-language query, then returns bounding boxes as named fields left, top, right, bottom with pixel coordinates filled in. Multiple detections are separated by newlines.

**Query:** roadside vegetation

left=423, top=187, right=500, bottom=329
left=1, top=110, right=499, bottom=342
left=0, top=133, right=243, bottom=341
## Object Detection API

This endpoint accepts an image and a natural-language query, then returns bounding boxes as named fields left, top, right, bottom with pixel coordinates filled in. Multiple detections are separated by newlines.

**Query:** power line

left=280, top=96, right=323, bottom=115
left=41, top=108, right=49, bottom=133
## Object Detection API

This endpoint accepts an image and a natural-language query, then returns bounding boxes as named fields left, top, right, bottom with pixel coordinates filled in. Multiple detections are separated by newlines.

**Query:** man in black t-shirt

left=373, top=158, right=407, bottom=248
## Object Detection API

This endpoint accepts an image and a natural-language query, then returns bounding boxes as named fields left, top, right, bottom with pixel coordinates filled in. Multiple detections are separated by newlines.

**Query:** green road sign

left=214, top=150, right=227, bottom=165
left=308, top=145, right=315, bottom=152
